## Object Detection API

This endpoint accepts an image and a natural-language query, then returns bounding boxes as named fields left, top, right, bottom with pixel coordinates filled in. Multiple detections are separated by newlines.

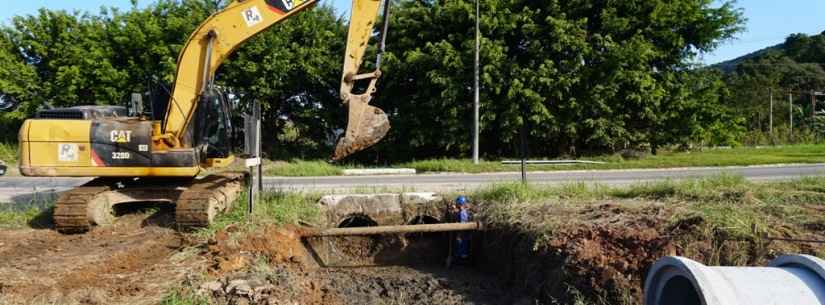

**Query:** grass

left=255, top=144, right=825, bottom=177
left=262, top=159, right=344, bottom=177
left=473, top=174, right=825, bottom=241
left=0, top=206, right=51, bottom=229
left=0, top=142, right=16, bottom=164
left=194, top=190, right=321, bottom=239
left=159, top=290, right=209, bottom=305
left=0, top=194, right=54, bottom=229
left=0, top=142, right=17, bottom=176
left=403, top=144, right=825, bottom=174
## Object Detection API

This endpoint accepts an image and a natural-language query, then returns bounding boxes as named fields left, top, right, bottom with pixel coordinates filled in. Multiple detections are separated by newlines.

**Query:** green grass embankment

left=260, top=144, right=825, bottom=176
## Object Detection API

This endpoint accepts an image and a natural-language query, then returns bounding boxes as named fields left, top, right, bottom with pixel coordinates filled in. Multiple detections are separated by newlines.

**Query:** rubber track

left=175, top=172, right=245, bottom=230
left=53, top=181, right=110, bottom=234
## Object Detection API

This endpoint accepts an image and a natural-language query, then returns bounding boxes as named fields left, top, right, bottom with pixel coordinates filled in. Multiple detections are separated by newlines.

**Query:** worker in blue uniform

left=453, top=195, right=472, bottom=261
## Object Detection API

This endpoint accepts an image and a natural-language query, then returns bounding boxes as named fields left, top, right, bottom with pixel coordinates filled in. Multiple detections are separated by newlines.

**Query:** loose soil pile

left=478, top=200, right=825, bottom=304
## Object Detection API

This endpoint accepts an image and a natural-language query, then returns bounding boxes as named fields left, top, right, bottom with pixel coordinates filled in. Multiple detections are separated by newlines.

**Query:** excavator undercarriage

left=53, top=172, right=246, bottom=233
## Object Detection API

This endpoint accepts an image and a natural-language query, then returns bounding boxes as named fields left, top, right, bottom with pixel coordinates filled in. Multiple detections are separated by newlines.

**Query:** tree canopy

left=0, top=0, right=747, bottom=160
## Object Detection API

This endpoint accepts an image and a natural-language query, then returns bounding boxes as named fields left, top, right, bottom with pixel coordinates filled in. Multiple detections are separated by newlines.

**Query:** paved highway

left=1, top=164, right=823, bottom=203
left=264, top=163, right=825, bottom=191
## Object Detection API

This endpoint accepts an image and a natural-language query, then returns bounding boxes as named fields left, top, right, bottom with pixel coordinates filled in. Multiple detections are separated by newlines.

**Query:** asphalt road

left=1, top=164, right=823, bottom=203
left=264, top=164, right=825, bottom=191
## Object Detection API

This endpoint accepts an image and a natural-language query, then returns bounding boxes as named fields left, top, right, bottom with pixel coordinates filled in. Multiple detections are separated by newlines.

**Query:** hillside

left=713, top=30, right=825, bottom=72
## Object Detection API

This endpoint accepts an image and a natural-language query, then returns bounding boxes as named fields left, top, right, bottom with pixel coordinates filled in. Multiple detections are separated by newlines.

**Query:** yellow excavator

left=15, top=0, right=392, bottom=233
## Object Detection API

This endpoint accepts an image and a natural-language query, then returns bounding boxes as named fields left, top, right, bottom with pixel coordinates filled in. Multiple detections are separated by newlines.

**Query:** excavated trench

left=204, top=214, right=526, bottom=305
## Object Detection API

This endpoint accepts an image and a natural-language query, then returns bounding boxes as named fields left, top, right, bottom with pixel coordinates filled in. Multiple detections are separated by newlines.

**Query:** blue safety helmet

left=455, top=196, right=467, bottom=206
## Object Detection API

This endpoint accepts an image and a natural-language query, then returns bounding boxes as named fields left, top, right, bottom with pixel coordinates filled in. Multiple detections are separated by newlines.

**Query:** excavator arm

left=161, top=0, right=319, bottom=148
left=161, top=0, right=392, bottom=161
left=332, top=0, right=391, bottom=161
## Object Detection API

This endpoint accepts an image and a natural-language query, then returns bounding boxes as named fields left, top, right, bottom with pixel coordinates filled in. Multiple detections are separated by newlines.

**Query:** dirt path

left=0, top=209, right=204, bottom=305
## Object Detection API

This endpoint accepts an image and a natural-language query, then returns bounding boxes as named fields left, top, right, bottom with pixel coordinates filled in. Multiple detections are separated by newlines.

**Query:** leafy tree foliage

left=218, top=6, right=347, bottom=159
left=0, top=0, right=745, bottom=161
left=375, top=0, right=744, bottom=159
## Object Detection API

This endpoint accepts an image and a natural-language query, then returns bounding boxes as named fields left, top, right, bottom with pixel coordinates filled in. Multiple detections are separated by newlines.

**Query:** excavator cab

left=194, top=87, right=234, bottom=159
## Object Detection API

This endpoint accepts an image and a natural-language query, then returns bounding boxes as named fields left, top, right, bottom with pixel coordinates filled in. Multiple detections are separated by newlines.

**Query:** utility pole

left=472, top=0, right=481, bottom=164
left=789, top=91, right=794, bottom=141
left=769, top=88, right=773, bottom=134
left=812, top=90, right=817, bottom=123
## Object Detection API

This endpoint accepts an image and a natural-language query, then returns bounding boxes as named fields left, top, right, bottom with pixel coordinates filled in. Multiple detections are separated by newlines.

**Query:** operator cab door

left=194, top=88, right=233, bottom=159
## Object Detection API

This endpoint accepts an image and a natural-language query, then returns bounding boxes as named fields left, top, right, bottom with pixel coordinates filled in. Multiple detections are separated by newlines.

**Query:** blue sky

left=2, top=0, right=824, bottom=65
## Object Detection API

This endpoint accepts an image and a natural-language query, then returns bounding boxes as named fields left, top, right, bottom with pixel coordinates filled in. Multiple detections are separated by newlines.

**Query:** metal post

left=812, top=90, right=817, bottom=125
left=472, top=0, right=481, bottom=165
left=790, top=91, right=794, bottom=141
left=256, top=101, right=263, bottom=195
left=520, top=121, right=527, bottom=184
left=769, top=88, right=773, bottom=134
left=247, top=99, right=262, bottom=217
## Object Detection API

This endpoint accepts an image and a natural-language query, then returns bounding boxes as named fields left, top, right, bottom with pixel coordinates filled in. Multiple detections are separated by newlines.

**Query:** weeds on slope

left=0, top=142, right=16, bottom=163
left=0, top=193, right=54, bottom=229
left=160, top=290, right=209, bottom=305
left=474, top=174, right=825, bottom=241
left=194, top=190, right=321, bottom=239
left=473, top=175, right=825, bottom=305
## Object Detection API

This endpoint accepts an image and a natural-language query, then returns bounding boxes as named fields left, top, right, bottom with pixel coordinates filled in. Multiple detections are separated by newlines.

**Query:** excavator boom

left=162, top=0, right=318, bottom=146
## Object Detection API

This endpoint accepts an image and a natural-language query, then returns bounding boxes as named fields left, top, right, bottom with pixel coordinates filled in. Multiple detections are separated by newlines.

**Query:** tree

left=375, top=0, right=744, bottom=160
left=218, top=5, right=347, bottom=159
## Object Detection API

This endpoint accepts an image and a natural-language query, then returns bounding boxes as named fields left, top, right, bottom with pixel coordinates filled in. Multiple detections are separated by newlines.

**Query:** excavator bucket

left=332, top=95, right=390, bottom=161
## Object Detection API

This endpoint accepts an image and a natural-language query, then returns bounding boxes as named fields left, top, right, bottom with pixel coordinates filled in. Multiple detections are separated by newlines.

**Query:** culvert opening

left=657, top=276, right=701, bottom=305
left=333, top=214, right=386, bottom=259
left=338, top=214, right=378, bottom=228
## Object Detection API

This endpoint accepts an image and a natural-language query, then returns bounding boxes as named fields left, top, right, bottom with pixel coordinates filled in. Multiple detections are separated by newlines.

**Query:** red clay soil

left=478, top=202, right=825, bottom=304
left=0, top=210, right=201, bottom=305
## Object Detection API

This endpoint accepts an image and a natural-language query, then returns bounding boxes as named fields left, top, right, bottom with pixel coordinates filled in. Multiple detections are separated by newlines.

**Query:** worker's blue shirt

left=459, top=209, right=471, bottom=223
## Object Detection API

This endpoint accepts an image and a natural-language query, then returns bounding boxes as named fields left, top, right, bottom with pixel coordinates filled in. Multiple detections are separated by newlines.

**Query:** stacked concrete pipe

left=645, top=255, right=825, bottom=305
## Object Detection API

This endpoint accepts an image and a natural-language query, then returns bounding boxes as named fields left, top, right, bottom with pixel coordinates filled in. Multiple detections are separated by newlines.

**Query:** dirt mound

left=0, top=209, right=202, bottom=305
left=479, top=201, right=825, bottom=305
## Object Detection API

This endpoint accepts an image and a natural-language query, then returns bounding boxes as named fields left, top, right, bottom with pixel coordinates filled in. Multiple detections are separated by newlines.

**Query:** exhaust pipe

left=644, top=255, right=825, bottom=305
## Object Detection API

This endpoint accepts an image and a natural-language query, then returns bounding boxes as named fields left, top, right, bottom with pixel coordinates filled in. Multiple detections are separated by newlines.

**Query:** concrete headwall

left=317, top=193, right=446, bottom=228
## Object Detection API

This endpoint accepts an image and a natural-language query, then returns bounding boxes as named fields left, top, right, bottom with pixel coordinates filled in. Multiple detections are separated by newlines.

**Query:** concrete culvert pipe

left=644, top=255, right=825, bottom=305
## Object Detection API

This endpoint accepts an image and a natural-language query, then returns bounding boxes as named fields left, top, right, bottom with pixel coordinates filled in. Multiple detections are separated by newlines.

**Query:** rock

left=227, top=279, right=253, bottom=295
left=200, top=281, right=224, bottom=294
